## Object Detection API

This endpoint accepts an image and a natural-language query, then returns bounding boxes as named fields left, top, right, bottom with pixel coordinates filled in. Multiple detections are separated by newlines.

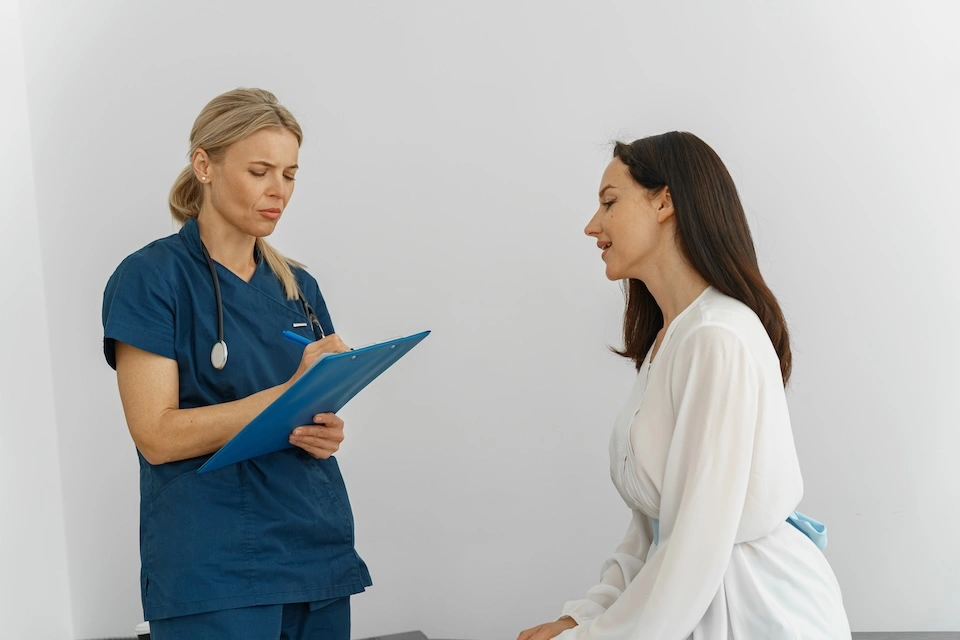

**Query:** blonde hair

left=169, top=88, right=305, bottom=299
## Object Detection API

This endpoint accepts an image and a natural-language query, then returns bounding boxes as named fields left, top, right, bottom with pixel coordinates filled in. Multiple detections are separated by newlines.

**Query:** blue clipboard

left=198, top=330, right=430, bottom=473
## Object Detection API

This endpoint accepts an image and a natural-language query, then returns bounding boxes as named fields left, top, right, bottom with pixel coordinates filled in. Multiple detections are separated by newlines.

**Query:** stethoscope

left=201, top=241, right=325, bottom=370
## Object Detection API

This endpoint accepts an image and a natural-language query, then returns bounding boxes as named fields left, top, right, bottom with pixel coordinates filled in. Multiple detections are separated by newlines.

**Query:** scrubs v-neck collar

left=178, top=217, right=265, bottom=282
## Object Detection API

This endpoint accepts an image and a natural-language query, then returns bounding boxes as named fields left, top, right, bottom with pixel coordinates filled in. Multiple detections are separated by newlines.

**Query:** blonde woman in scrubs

left=103, top=88, right=371, bottom=639
left=518, top=132, right=850, bottom=640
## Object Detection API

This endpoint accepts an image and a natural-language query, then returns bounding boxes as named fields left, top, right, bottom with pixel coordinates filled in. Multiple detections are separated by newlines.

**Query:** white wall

left=14, top=0, right=960, bottom=637
left=0, top=0, right=74, bottom=637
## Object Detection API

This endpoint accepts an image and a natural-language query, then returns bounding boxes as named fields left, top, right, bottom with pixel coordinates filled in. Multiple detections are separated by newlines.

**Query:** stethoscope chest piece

left=211, top=340, right=228, bottom=370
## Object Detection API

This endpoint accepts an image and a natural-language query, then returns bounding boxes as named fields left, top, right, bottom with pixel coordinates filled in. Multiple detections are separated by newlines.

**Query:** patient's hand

left=517, top=616, right=578, bottom=640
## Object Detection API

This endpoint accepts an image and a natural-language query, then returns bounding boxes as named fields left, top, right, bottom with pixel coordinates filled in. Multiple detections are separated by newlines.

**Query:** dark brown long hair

left=613, top=132, right=792, bottom=384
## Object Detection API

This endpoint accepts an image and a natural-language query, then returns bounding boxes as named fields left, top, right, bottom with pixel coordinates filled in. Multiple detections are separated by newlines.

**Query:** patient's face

left=584, top=158, right=673, bottom=281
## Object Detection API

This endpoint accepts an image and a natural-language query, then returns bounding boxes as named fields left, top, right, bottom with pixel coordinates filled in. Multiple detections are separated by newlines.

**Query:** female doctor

left=517, top=132, right=850, bottom=639
left=102, top=88, right=371, bottom=639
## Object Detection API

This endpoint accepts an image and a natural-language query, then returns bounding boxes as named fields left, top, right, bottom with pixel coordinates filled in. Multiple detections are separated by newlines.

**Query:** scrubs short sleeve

left=102, top=252, right=177, bottom=369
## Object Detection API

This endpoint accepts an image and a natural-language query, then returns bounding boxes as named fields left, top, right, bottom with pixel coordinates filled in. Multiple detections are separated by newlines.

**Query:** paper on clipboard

left=198, top=330, right=430, bottom=473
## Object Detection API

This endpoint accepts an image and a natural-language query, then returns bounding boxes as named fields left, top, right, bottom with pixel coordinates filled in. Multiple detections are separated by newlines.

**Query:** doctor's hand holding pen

left=285, top=332, right=351, bottom=459
left=286, top=332, right=351, bottom=383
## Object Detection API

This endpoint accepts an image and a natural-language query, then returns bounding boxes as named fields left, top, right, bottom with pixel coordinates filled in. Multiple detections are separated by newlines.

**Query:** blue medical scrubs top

left=102, top=218, right=372, bottom=620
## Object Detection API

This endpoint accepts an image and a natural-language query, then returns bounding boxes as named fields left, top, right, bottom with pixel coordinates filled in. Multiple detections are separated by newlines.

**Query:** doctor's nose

left=265, top=174, right=285, bottom=198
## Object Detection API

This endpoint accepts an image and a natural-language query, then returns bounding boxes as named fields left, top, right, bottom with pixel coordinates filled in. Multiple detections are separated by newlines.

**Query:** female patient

left=518, top=132, right=850, bottom=639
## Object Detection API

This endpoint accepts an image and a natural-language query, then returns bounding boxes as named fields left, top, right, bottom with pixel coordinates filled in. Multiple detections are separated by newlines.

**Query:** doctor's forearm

left=114, top=341, right=297, bottom=465
left=142, top=383, right=290, bottom=464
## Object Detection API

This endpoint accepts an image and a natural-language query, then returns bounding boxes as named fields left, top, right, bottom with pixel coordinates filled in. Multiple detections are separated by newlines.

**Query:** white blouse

left=556, top=287, right=849, bottom=639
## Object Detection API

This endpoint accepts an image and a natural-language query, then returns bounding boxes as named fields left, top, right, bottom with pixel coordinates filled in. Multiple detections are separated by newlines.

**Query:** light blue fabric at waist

left=649, top=510, right=827, bottom=550
left=786, top=510, right=828, bottom=549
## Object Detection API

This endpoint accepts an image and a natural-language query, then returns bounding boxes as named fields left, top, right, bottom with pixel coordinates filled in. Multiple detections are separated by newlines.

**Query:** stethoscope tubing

left=200, top=240, right=322, bottom=370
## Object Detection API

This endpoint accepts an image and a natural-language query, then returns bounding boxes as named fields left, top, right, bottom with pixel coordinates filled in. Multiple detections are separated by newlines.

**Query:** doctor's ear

left=192, top=148, right=212, bottom=184
left=655, top=187, right=675, bottom=223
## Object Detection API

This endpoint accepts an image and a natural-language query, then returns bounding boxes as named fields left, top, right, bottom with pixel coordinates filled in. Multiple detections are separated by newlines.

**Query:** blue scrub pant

left=148, top=596, right=349, bottom=640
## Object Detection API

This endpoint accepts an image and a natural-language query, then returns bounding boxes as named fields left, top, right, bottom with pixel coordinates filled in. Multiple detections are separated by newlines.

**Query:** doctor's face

left=203, top=127, right=300, bottom=238
left=584, top=158, right=674, bottom=281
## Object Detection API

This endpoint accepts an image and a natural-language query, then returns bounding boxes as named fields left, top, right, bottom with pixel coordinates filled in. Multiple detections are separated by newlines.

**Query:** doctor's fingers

left=290, top=422, right=344, bottom=442
left=312, top=412, right=343, bottom=429
left=290, top=438, right=340, bottom=459
left=289, top=427, right=344, bottom=459
left=305, top=333, right=351, bottom=356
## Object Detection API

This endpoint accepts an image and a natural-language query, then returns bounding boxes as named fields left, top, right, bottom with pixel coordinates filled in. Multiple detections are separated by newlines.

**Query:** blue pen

left=282, top=330, right=313, bottom=347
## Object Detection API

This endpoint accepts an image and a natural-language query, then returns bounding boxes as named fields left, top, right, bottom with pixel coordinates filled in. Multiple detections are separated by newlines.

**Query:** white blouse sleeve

left=558, top=325, right=761, bottom=640
left=558, top=509, right=655, bottom=624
